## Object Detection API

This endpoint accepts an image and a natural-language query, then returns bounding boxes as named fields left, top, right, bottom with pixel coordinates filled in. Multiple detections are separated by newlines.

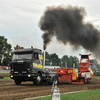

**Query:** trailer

left=56, top=54, right=93, bottom=84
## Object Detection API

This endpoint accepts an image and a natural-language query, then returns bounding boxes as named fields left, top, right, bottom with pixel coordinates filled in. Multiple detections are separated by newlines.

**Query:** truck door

left=32, top=52, right=43, bottom=71
left=33, top=53, right=40, bottom=64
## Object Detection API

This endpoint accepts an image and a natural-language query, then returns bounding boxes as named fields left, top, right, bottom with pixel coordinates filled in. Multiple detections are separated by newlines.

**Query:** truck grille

left=11, top=62, right=30, bottom=71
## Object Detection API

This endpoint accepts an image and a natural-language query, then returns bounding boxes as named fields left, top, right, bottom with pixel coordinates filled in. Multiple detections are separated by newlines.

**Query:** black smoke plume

left=39, top=5, right=100, bottom=58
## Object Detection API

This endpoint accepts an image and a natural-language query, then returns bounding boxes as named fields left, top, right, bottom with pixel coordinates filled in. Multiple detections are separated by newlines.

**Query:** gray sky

left=0, top=0, right=100, bottom=59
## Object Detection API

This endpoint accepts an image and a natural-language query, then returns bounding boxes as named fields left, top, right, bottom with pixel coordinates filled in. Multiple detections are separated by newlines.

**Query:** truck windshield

left=12, top=53, right=32, bottom=60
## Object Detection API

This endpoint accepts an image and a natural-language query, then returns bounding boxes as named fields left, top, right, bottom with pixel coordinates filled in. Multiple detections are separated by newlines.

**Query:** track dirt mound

left=0, top=78, right=100, bottom=100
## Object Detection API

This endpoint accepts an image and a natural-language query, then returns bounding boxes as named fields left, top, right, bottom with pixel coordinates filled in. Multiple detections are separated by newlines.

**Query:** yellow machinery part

left=34, top=64, right=43, bottom=68
left=72, top=73, right=77, bottom=80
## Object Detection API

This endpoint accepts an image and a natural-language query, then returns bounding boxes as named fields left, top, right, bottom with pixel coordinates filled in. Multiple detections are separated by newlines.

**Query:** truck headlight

left=11, top=75, right=13, bottom=78
left=28, top=74, right=31, bottom=77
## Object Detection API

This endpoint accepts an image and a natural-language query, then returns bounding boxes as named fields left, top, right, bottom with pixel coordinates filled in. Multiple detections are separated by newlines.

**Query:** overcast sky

left=0, top=0, right=100, bottom=59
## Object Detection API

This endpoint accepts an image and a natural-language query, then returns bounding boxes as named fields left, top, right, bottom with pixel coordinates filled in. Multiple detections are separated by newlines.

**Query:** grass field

left=27, top=89, right=100, bottom=100
left=92, top=76, right=100, bottom=78
left=0, top=72, right=10, bottom=74
left=0, top=77, right=12, bottom=80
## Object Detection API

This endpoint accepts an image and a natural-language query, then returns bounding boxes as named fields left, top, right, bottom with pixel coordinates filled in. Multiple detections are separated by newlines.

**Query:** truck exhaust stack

left=43, top=50, right=45, bottom=68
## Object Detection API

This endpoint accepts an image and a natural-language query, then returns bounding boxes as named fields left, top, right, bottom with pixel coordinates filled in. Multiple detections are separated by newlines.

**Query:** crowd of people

left=0, top=66, right=10, bottom=70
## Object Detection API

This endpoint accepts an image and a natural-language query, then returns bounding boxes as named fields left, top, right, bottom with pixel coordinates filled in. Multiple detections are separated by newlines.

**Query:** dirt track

left=0, top=74, right=100, bottom=100
left=0, top=73, right=10, bottom=77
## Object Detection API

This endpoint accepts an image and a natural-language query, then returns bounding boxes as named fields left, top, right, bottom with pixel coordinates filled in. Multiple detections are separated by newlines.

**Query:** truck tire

left=87, top=78, right=91, bottom=83
left=48, top=76, right=57, bottom=85
left=15, top=80, right=21, bottom=85
left=34, top=73, right=42, bottom=85
left=84, top=79, right=87, bottom=84
left=49, top=77, right=54, bottom=85
left=48, top=82, right=52, bottom=85
left=50, top=76, right=58, bottom=85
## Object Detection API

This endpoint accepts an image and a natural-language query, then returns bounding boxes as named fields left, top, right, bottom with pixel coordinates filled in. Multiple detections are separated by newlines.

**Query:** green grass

left=60, top=89, right=100, bottom=100
left=92, top=76, right=100, bottom=78
left=0, top=73, right=10, bottom=74
left=27, top=96, right=52, bottom=100
left=27, top=89, right=100, bottom=100
left=0, top=77, right=12, bottom=80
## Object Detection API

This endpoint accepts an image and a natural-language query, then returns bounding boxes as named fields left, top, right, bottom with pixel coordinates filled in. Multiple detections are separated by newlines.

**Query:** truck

left=10, top=46, right=56, bottom=85
left=56, top=54, right=93, bottom=84
left=10, top=46, right=93, bottom=85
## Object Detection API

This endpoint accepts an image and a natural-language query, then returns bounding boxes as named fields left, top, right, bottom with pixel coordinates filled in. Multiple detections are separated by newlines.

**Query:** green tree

left=61, top=55, right=79, bottom=68
left=67, top=57, right=73, bottom=68
left=70, top=56, right=79, bottom=69
left=0, top=36, right=12, bottom=66
left=90, top=59, right=100, bottom=70
left=45, top=51, right=50, bottom=65
left=61, top=55, right=68, bottom=67
left=14, top=44, right=24, bottom=50
left=50, top=53, right=60, bottom=66
left=61, top=55, right=72, bottom=68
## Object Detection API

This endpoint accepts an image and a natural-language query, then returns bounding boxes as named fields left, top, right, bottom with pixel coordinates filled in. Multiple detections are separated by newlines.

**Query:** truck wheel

left=48, top=82, right=52, bottom=85
left=84, top=79, right=87, bottom=84
left=52, top=77, right=58, bottom=85
left=87, top=78, right=91, bottom=83
left=34, top=73, right=42, bottom=85
left=48, top=77, right=55, bottom=85
left=15, top=80, right=21, bottom=85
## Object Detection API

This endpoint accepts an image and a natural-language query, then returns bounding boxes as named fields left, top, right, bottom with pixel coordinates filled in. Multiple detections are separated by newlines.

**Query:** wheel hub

left=37, top=76, right=41, bottom=81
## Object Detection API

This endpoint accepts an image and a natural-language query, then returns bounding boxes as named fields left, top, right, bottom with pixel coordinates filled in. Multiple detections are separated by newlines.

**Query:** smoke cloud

left=39, top=5, right=100, bottom=58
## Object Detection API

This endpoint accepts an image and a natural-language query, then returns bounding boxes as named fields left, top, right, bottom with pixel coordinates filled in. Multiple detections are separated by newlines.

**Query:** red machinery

left=56, top=54, right=93, bottom=84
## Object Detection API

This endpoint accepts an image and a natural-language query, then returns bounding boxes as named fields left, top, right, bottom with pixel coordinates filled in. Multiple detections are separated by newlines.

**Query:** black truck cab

left=10, top=47, right=44, bottom=85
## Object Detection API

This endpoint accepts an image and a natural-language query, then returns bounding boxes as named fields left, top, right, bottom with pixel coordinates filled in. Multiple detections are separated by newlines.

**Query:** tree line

left=44, top=51, right=80, bottom=68
left=0, top=36, right=100, bottom=70
left=0, top=36, right=24, bottom=66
